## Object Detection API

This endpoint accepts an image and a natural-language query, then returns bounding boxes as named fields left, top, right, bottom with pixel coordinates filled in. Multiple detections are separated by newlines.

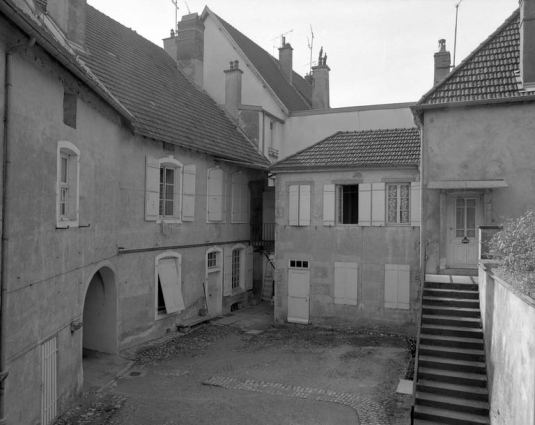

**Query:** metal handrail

left=410, top=240, right=428, bottom=423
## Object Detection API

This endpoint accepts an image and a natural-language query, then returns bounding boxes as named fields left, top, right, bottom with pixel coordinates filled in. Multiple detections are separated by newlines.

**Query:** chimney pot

left=433, top=39, right=451, bottom=85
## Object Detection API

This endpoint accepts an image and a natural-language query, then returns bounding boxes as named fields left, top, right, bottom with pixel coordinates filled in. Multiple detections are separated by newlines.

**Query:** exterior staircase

left=412, top=275, right=490, bottom=424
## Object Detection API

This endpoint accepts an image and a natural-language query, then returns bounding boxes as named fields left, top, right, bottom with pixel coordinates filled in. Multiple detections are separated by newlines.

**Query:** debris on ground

left=54, top=391, right=126, bottom=425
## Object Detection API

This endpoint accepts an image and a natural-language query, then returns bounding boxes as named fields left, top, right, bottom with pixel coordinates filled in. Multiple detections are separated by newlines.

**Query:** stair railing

left=410, top=240, right=428, bottom=424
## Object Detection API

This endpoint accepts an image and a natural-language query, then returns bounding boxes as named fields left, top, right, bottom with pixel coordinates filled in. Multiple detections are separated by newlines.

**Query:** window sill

left=156, top=218, right=182, bottom=224
left=155, top=310, right=179, bottom=321
left=56, top=219, right=79, bottom=229
left=231, top=288, right=245, bottom=296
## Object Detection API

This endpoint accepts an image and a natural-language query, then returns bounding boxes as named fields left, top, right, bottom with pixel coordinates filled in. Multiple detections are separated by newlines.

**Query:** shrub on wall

left=489, top=209, right=535, bottom=297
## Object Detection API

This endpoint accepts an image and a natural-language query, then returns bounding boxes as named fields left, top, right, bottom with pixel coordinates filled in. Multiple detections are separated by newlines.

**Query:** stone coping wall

left=479, top=262, right=535, bottom=425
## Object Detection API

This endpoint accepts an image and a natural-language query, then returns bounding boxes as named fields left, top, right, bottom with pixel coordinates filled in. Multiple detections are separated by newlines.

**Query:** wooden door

left=287, top=269, right=309, bottom=324
left=449, top=197, right=480, bottom=268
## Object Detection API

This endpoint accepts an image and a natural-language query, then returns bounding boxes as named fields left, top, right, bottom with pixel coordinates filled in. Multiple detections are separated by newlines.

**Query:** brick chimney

left=163, top=13, right=205, bottom=88
left=46, top=0, right=86, bottom=49
left=224, top=60, right=243, bottom=119
left=434, top=39, right=451, bottom=85
left=278, top=37, right=293, bottom=84
left=520, top=0, right=535, bottom=88
left=311, top=48, right=330, bottom=109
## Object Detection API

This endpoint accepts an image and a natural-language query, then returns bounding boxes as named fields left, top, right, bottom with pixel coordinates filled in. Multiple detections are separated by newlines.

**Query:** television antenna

left=270, top=30, right=293, bottom=55
left=171, top=0, right=179, bottom=32
left=184, top=0, right=191, bottom=14
left=307, top=25, right=315, bottom=74
left=453, top=0, right=464, bottom=67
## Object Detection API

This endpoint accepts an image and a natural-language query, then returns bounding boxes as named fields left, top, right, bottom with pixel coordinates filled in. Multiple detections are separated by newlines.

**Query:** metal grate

left=41, top=336, right=58, bottom=425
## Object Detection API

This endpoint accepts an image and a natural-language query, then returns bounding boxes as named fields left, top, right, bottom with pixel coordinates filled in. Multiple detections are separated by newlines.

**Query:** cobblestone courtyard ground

left=55, top=307, right=412, bottom=424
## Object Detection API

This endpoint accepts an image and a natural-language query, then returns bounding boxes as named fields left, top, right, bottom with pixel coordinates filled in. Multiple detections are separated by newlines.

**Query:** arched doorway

left=82, top=266, right=117, bottom=354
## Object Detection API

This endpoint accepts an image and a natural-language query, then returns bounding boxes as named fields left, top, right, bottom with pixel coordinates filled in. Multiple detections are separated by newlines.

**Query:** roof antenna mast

left=184, top=1, right=191, bottom=14
left=270, top=30, right=293, bottom=55
left=171, top=0, right=179, bottom=32
left=453, top=0, right=464, bottom=67
left=307, top=25, right=315, bottom=75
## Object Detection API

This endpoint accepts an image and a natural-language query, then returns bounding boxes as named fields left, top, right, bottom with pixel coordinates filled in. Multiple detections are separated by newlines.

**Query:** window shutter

left=158, top=258, right=184, bottom=313
left=289, top=185, right=299, bottom=225
left=371, top=182, right=386, bottom=226
left=398, top=265, right=410, bottom=310
left=231, top=175, right=239, bottom=223
left=207, top=168, right=223, bottom=221
left=222, top=170, right=227, bottom=222
left=358, top=183, right=371, bottom=226
left=182, top=164, right=196, bottom=222
left=334, top=262, right=346, bottom=305
left=345, top=263, right=358, bottom=305
left=323, top=184, right=335, bottom=226
left=411, top=182, right=421, bottom=227
left=245, top=246, right=254, bottom=290
left=223, top=247, right=233, bottom=296
left=384, top=264, right=398, bottom=309
left=231, top=173, right=248, bottom=223
left=299, top=185, right=311, bottom=226
left=145, top=156, right=160, bottom=221
left=242, top=179, right=249, bottom=222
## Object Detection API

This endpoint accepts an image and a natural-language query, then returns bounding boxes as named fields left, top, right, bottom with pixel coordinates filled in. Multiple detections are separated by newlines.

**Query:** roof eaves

left=270, top=163, right=420, bottom=174
left=416, top=8, right=520, bottom=108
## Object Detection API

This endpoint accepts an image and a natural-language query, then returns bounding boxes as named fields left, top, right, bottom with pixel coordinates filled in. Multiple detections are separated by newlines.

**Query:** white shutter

left=289, top=185, right=299, bottom=225
left=371, top=182, right=386, bottom=226
left=242, top=179, right=249, bottom=223
left=231, top=174, right=239, bottom=223
left=207, top=168, right=223, bottom=221
left=398, top=265, right=410, bottom=310
left=411, top=182, right=421, bottom=227
left=384, top=264, right=398, bottom=309
left=345, top=263, right=358, bottom=305
left=145, top=156, right=160, bottom=221
left=223, top=247, right=233, bottom=296
left=222, top=170, right=227, bottom=222
left=158, top=258, right=184, bottom=313
left=323, top=184, right=335, bottom=226
left=358, top=183, right=371, bottom=226
left=182, top=164, right=196, bottom=222
left=334, top=262, right=346, bottom=305
left=299, top=185, right=311, bottom=226
left=245, top=246, right=254, bottom=290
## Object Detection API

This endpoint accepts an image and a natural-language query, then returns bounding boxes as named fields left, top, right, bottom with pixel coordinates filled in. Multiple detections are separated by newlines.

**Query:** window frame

left=336, top=184, right=360, bottom=225
left=154, top=251, right=184, bottom=320
left=158, top=157, right=183, bottom=223
left=386, top=183, right=411, bottom=226
left=56, top=141, right=80, bottom=228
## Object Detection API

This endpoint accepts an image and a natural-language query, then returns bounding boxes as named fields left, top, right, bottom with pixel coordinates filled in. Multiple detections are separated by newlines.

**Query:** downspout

left=0, top=36, right=36, bottom=425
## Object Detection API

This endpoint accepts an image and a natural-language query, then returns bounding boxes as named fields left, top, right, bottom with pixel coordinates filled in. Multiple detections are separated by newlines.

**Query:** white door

left=288, top=269, right=309, bottom=324
left=206, top=271, right=222, bottom=315
left=449, top=197, right=480, bottom=268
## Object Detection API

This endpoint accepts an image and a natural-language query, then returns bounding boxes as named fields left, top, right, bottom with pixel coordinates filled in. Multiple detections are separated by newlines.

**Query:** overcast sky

left=87, top=0, right=519, bottom=107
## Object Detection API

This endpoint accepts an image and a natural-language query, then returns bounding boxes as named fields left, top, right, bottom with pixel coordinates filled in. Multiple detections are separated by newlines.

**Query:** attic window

left=63, top=91, right=77, bottom=129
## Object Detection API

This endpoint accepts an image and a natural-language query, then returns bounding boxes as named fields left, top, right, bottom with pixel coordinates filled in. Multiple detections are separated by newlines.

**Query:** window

left=155, top=253, right=184, bottom=318
left=289, top=260, right=309, bottom=268
left=207, top=251, right=217, bottom=268
left=56, top=141, right=80, bottom=228
left=289, top=184, right=311, bottom=226
left=456, top=198, right=476, bottom=238
left=207, top=167, right=226, bottom=222
left=224, top=245, right=253, bottom=295
left=384, top=264, right=410, bottom=310
left=231, top=249, right=241, bottom=289
left=145, top=156, right=196, bottom=223
left=337, top=185, right=359, bottom=224
left=387, top=184, right=410, bottom=224
left=231, top=172, right=248, bottom=223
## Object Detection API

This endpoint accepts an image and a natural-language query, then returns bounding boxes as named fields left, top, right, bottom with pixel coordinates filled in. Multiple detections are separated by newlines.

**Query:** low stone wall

left=479, top=262, right=535, bottom=425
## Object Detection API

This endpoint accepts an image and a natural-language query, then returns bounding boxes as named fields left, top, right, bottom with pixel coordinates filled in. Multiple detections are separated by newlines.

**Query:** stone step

left=416, top=391, right=489, bottom=416
left=425, top=275, right=478, bottom=284
left=418, top=367, right=487, bottom=387
left=419, top=344, right=485, bottom=362
left=423, top=296, right=480, bottom=309
left=422, top=314, right=481, bottom=328
left=419, top=355, right=486, bottom=374
left=421, top=324, right=483, bottom=339
left=424, top=281, right=479, bottom=291
left=422, top=305, right=481, bottom=318
left=417, top=379, right=488, bottom=402
left=423, top=288, right=480, bottom=299
left=420, top=334, right=484, bottom=350
left=413, top=405, right=489, bottom=424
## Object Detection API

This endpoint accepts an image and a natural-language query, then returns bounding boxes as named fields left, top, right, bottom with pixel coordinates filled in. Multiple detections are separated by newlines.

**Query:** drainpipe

left=0, top=36, right=36, bottom=425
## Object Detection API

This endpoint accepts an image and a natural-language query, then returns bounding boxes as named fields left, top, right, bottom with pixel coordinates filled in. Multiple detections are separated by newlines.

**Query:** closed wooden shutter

left=289, top=185, right=299, bottom=225
left=358, top=183, right=371, bottom=226
left=334, top=262, right=358, bottom=305
left=223, top=247, right=233, bottom=296
left=245, top=246, right=254, bottom=290
left=385, top=264, right=410, bottom=309
left=299, top=185, right=311, bottom=226
left=372, top=182, right=386, bottom=226
left=231, top=173, right=248, bottom=223
left=145, top=156, right=160, bottom=221
left=182, top=164, right=196, bottom=222
left=207, top=168, right=223, bottom=221
left=398, top=265, right=410, bottom=310
left=323, top=184, right=335, bottom=226
left=411, top=182, right=421, bottom=227
left=158, top=258, right=184, bottom=313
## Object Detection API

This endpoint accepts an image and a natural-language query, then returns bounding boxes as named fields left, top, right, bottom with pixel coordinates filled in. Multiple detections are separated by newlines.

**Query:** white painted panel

left=384, top=264, right=398, bottom=309
left=145, top=156, right=160, bottom=221
left=288, top=269, right=309, bottom=323
left=398, top=265, right=411, bottom=310
left=41, top=336, right=58, bottom=425
left=245, top=246, right=254, bottom=290
left=182, top=164, right=196, bottom=221
left=334, top=262, right=346, bottom=305
left=411, top=182, right=421, bottom=227
left=289, top=185, right=299, bottom=225
left=158, top=258, right=184, bottom=313
left=323, top=184, right=335, bottom=226
left=345, top=263, right=359, bottom=305
left=207, top=168, right=223, bottom=221
left=358, top=183, right=371, bottom=226
left=223, top=247, right=233, bottom=296
left=299, top=185, right=311, bottom=226
left=371, top=182, right=386, bottom=226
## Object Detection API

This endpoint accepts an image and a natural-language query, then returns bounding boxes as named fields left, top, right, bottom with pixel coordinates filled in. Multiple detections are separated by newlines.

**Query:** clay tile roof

left=213, top=13, right=312, bottom=112
left=418, top=9, right=535, bottom=106
left=270, top=128, right=420, bottom=171
left=81, top=5, right=269, bottom=168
